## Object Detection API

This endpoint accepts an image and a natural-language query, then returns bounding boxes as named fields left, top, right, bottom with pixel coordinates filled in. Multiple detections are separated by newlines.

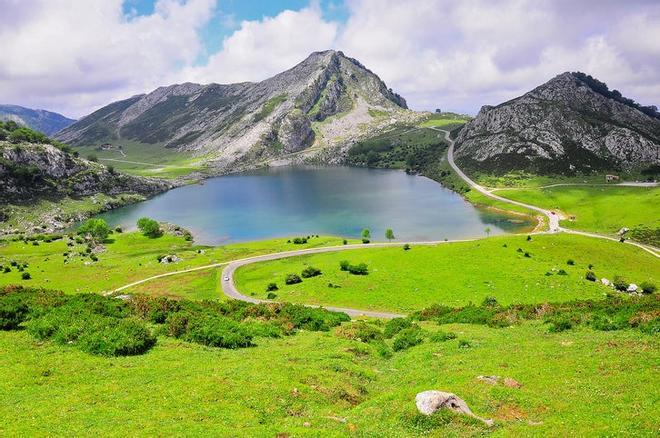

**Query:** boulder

left=415, top=390, right=494, bottom=426
left=476, top=375, right=498, bottom=385
left=601, top=278, right=610, bottom=286
left=627, top=283, right=638, bottom=292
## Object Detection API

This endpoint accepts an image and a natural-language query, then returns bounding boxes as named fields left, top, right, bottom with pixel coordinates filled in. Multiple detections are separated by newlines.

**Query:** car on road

left=223, top=275, right=230, bottom=281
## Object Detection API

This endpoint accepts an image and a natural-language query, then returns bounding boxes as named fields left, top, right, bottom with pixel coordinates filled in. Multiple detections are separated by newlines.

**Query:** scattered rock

left=476, top=375, right=499, bottom=385
left=601, top=278, right=610, bottom=286
left=160, top=255, right=181, bottom=264
left=617, top=227, right=629, bottom=235
left=415, top=390, right=494, bottom=426
left=115, top=294, right=132, bottom=300
left=627, top=283, right=638, bottom=292
left=503, top=378, right=522, bottom=389
left=303, top=421, right=311, bottom=427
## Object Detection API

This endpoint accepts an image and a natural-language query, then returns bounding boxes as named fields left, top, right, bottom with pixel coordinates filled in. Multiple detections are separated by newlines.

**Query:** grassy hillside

left=1, top=318, right=657, bottom=436
left=494, top=186, right=660, bottom=245
left=235, top=234, right=659, bottom=313
left=0, top=232, right=357, bottom=295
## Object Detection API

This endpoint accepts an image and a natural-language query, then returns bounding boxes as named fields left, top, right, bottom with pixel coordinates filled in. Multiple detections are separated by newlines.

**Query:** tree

left=484, top=227, right=491, bottom=237
left=77, top=218, right=110, bottom=243
left=385, top=228, right=395, bottom=242
left=137, top=217, right=162, bottom=238
left=361, top=229, right=371, bottom=240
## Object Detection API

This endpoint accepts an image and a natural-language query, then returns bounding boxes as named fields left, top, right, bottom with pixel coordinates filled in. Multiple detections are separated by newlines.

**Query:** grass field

left=1, top=320, right=657, bottom=436
left=494, top=185, right=660, bottom=239
left=235, top=234, right=659, bottom=313
left=0, top=232, right=357, bottom=295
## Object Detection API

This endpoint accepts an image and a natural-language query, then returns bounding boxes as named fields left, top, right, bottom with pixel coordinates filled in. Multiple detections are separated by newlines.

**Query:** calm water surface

left=98, top=166, right=532, bottom=245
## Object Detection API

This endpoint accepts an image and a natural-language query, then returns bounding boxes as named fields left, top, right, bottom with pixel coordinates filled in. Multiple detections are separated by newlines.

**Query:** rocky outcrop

left=454, top=72, right=660, bottom=174
left=415, top=390, right=494, bottom=426
left=55, top=50, right=411, bottom=171
left=0, top=141, right=170, bottom=204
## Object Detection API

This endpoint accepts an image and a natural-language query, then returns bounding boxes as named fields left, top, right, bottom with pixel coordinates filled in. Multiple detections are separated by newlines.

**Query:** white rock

left=627, top=283, right=638, bottom=292
left=415, top=390, right=494, bottom=426
left=601, top=278, right=610, bottom=286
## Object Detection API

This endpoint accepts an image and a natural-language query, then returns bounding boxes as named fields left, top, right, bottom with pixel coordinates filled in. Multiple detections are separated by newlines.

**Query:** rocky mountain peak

left=455, top=72, right=660, bottom=174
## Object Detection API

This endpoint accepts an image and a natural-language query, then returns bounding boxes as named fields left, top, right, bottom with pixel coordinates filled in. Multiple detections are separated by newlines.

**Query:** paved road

left=435, top=128, right=561, bottom=232
left=220, top=240, right=474, bottom=319
left=436, top=128, right=659, bottom=258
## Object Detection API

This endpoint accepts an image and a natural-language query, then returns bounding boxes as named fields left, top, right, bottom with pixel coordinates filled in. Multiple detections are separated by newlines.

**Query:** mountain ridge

left=454, top=72, right=660, bottom=174
left=0, top=104, right=75, bottom=136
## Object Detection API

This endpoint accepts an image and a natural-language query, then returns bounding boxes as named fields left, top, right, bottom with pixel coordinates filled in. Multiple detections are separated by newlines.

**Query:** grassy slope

left=0, top=233, right=357, bottom=295
left=235, top=234, right=659, bottom=313
left=1, top=322, right=657, bottom=436
left=495, top=186, right=660, bottom=236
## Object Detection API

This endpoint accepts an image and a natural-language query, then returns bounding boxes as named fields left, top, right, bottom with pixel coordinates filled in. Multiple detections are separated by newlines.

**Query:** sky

left=1, top=0, right=659, bottom=119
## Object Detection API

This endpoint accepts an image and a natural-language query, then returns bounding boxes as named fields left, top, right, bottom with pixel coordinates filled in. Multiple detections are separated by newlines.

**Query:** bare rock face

left=277, top=110, right=314, bottom=152
left=55, top=50, right=410, bottom=172
left=454, top=72, right=660, bottom=174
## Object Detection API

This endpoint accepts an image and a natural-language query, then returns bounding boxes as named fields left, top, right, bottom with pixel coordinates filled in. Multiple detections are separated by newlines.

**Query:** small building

left=605, top=174, right=620, bottom=182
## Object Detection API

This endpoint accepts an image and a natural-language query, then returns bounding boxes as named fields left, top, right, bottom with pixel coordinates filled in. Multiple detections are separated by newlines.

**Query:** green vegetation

left=254, top=93, right=287, bottom=122
left=0, top=232, right=357, bottom=296
left=235, top=234, right=659, bottom=313
left=136, top=217, right=162, bottom=238
left=368, top=108, right=389, bottom=118
left=494, top=185, right=660, bottom=244
left=77, top=218, right=110, bottom=243
left=418, top=112, right=471, bottom=129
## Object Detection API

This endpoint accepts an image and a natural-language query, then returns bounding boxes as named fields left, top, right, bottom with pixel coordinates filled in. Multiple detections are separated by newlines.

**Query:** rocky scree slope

left=454, top=72, right=660, bottom=174
left=56, top=50, right=414, bottom=171
left=0, top=104, right=75, bottom=136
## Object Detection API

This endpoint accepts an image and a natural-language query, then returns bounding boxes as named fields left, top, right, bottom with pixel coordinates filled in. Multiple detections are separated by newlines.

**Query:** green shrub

left=339, top=260, right=350, bottom=271
left=182, top=314, right=253, bottom=349
left=343, top=239, right=348, bottom=245
left=403, top=243, right=411, bottom=250
left=0, top=293, right=29, bottom=329
left=557, top=269, right=568, bottom=276
left=547, top=316, right=573, bottom=332
left=392, top=327, right=424, bottom=351
left=481, top=296, right=499, bottom=307
left=335, top=321, right=382, bottom=342
left=383, top=317, right=412, bottom=339
left=301, top=266, right=322, bottom=278
left=585, top=270, right=597, bottom=281
left=613, top=276, right=629, bottom=291
left=21, top=272, right=31, bottom=280
left=277, top=304, right=350, bottom=331
left=430, top=331, right=457, bottom=342
left=76, top=318, right=156, bottom=356
left=348, top=263, right=369, bottom=275
left=137, top=217, right=162, bottom=238
left=292, top=237, right=308, bottom=244
left=373, top=340, right=393, bottom=358
left=285, top=274, right=302, bottom=285
left=458, top=339, right=472, bottom=348
left=567, top=259, right=575, bottom=265
left=266, top=282, right=278, bottom=292
left=362, top=238, right=370, bottom=244
left=266, top=292, right=277, bottom=299
left=640, top=281, right=656, bottom=294
left=77, top=218, right=110, bottom=243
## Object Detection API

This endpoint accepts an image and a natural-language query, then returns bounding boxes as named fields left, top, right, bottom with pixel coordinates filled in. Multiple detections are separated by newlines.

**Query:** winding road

left=114, top=128, right=658, bottom=318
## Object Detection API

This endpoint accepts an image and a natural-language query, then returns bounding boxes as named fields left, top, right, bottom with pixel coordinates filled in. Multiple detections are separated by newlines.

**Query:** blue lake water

left=98, top=166, right=532, bottom=245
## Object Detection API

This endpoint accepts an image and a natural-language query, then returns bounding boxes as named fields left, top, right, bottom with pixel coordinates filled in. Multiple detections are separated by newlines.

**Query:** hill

left=0, top=104, right=75, bottom=135
left=56, top=50, right=418, bottom=173
left=0, top=121, right=169, bottom=234
left=454, top=72, right=660, bottom=175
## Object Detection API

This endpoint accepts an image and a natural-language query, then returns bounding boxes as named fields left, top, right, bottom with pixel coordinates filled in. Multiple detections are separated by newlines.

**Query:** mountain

left=0, top=121, right=169, bottom=233
left=56, top=50, right=416, bottom=171
left=0, top=104, right=75, bottom=136
left=454, top=72, right=660, bottom=174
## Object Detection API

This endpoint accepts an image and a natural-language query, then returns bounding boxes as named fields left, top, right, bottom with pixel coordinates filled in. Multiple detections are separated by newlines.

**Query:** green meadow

left=235, top=234, right=659, bottom=313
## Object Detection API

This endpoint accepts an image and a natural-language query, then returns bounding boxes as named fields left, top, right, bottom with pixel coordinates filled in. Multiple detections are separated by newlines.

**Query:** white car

left=223, top=275, right=230, bottom=281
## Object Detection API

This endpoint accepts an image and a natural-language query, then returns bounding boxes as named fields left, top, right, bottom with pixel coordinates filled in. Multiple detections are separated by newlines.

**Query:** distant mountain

left=454, top=72, right=660, bottom=174
left=0, top=104, right=75, bottom=136
left=56, top=50, right=416, bottom=171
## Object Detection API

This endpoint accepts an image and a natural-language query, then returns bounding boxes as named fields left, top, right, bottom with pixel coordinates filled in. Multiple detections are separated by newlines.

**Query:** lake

left=98, top=166, right=533, bottom=245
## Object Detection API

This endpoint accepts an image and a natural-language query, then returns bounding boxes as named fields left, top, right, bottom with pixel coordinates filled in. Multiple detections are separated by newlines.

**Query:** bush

left=585, top=270, right=597, bottom=281
left=343, top=239, right=348, bottom=245
left=266, top=292, right=277, bottom=300
left=392, top=327, right=424, bottom=351
left=557, top=269, right=568, bottom=276
left=335, top=321, right=382, bottom=342
left=21, top=272, right=31, bottom=280
left=430, top=331, right=457, bottom=342
left=77, top=318, right=156, bottom=356
left=547, top=317, right=573, bottom=333
left=266, top=282, right=278, bottom=292
left=137, top=217, right=162, bottom=238
left=362, top=238, right=370, bottom=244
left=292, top=237, right=308, bottom=244
left=524, top=252, right=531, bottom=258
left=613, top=276, right=629, bottom=291
left=458, top=339, right=472, bottom=348
left=640, top=281, right=656, bottom=294
left=179, top=314, right=253, bottom=349
left=339, top=260, right=350, bottom=271
left=348, top=263, right=369, bottom=275
left=383, top=317, right=412, bottom=338
left=403, top=243, right=411, bottom=251
left=0, top=293, right=29, bottom=329
left=301, top=266, right=322, bottom=278
left=77, top=218, right=110, bottom=243
left=285, top=274, right=302, bottom=285
left=567, top=259, right=575, bottom=265
left=481, top=296, right=498, bottom=307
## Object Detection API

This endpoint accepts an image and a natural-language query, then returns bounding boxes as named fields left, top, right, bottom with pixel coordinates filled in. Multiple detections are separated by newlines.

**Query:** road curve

left=221, top=240, right=474, bottom=319
left=437, top=128, right=659, bottom=258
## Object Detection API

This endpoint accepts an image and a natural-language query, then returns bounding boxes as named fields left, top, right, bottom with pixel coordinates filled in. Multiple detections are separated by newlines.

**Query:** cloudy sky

left=1, top=0, right=659, bottom=118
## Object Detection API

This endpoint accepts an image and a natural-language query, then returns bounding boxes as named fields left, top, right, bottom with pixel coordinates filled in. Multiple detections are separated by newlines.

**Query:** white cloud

left=0, top=0, right=215, bottom=118
left=179, top=6, right=338, bottom=84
